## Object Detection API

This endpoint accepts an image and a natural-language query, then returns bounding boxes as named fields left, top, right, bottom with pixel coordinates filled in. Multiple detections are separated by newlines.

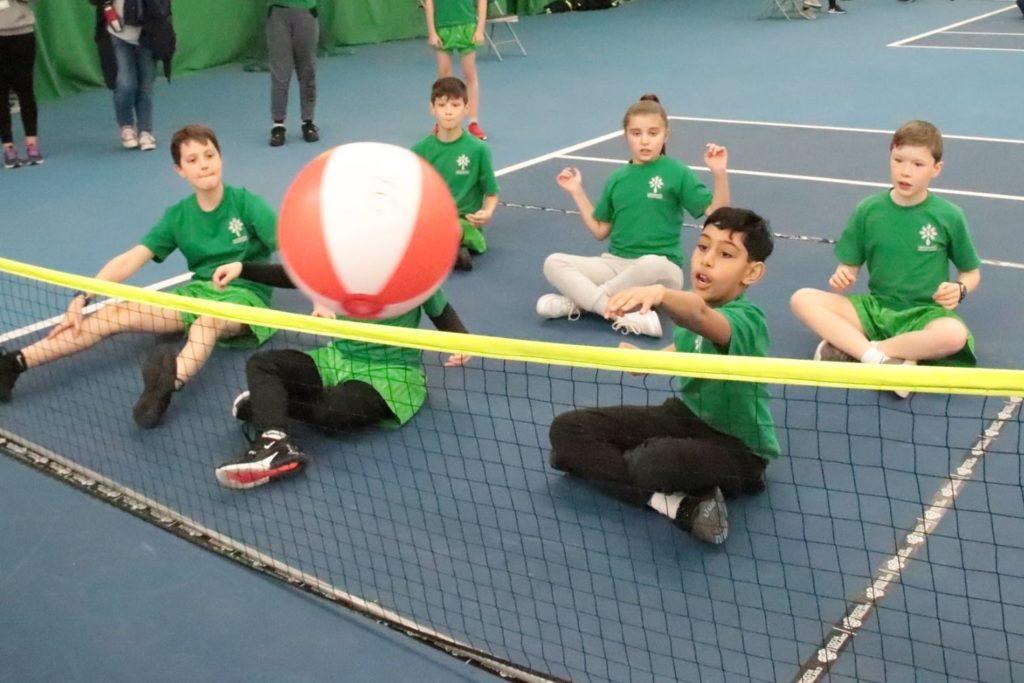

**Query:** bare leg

left=460, top=51, right=479, bottom=120
left=790, top=288, right=870, bottom=358
left=434, top=49, right=453, bottom=77
left=20, top=301, right=184, bottom=369
left=175, top=316, right=246, bottom=385
left=877, top=317, right=968, bottom=362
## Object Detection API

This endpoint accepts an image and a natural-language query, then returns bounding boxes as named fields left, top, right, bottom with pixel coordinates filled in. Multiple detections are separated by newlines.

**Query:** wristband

left=74, top=291, right=94, bottom=305
left=957, top=282, right=967, bottom=303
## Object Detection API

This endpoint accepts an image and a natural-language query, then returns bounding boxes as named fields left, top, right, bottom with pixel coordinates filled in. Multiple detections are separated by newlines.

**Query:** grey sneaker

left=3, top=145, right=21, bottom=169
left=676, top=487, right=729, bottom=545
left=813, top=339, right=855, bottom=362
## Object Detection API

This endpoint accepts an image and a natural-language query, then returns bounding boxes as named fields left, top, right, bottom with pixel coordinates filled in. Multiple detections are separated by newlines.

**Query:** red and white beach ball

left=278, top=142, right=461, bottom=319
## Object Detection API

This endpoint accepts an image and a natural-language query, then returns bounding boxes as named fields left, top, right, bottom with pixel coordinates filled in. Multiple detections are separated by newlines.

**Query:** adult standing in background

left=267, top=0, right=319, bottom=147
left=91, top=0, right=157, bottom=151
left=0, top=0, right=43, bottom=168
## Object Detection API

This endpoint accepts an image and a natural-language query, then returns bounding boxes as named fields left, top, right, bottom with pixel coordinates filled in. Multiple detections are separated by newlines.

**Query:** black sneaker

left=0, top=348, right=24, bottom=402
left=215, top=430, right=308, bottom=489
left=828, top=4, right=846, bottom=12
left=133, top=345, right=177, bottom=428
left=675, top=487, right=729, bottom=545
left=269, top=124, right=286, bottom=147
left=231, top=390, right=259, bottom=443
left=301, top=120, right=319, bottom=143
left=454, top=246, right=474, bottom=271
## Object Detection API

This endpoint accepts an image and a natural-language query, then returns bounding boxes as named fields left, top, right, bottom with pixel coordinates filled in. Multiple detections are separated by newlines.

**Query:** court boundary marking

left=888, top=4, right=1020, bottom=50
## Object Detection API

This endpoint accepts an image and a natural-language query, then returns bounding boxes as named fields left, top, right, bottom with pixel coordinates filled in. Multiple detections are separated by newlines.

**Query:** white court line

left=797, top=397, right=1023, bottom=681
left=887, top=5, right=1017, bottom=47
left=0, top=272, right=192, bottom=344
left=946, top=30, right=1024, bottom=36
left=0, top=135, right=624, bottom=344
left=894, top=44, right=1024, bottom=53
left=667, top=115, right=1024, bottom=145
left=558, top=154, right=1024, bottom=203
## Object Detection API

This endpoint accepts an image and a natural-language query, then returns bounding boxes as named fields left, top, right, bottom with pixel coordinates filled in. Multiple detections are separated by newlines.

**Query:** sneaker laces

left=610, top=316, right=640, bottom=335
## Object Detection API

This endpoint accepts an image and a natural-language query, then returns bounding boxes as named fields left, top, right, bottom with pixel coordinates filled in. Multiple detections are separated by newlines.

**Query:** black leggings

left=549, top=398, right=767, bottom=506
left=246, top=349, right=395, bottom=434
left=0, top=33, right=38, bottom=144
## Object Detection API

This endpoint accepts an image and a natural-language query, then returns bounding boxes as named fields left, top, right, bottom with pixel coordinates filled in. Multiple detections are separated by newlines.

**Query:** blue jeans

left=111, top=36, right=155, bottom=132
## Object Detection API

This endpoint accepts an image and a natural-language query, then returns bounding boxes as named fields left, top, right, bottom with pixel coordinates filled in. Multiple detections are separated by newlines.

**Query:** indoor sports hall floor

left=2, top=1, right=1024, bottom=681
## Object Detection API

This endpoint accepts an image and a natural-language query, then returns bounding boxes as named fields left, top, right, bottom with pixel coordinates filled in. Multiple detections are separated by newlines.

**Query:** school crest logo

left=456, top=154, right=471, bottom=175
left=228, top=217, right=248, bottom=244
left=918, top=224, right=938, bottom=252
left=647, top=175, right=664, bottom=199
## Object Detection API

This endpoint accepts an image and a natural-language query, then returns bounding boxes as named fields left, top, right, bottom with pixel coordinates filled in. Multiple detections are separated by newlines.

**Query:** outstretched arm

left=606, top=285, right=732, bottom=348
left=429, top=304, right=471, bottom=366
left=213, top=262, right=296, bottom=289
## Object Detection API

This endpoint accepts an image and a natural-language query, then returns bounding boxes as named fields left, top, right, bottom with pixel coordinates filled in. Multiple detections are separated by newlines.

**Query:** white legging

left=542, top=252, right=684, bottom=315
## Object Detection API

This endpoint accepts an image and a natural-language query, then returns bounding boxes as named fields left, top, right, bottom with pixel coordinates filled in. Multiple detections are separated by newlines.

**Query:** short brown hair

left=430, top=77, right=468, bottom=104
left=890, top=120, right=943, bottom=162
left=170, top=124, right=221, bottom=166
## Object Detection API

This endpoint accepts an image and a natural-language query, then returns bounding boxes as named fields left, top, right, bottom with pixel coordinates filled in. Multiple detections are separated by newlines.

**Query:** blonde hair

left=891, top=120, right=943, bottom=162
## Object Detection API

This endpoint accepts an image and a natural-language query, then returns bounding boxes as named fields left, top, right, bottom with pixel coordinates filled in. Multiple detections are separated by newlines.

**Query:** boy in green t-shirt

left=790, top=120, right=982, bottom=397
left=411, top=77, right=500, bottom=271
left=549, top=208, right=779, bottom=545
left=422, top=0, right=488, bottom=140
left=0, top=125, right=279, bottom=428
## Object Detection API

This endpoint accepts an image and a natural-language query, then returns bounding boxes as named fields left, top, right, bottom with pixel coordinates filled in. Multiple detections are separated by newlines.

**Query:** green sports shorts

left=174, top=281, right=276, bottom=349
left=460, top=217, right=487, bottom=253
left=437, top=23, right=479, bottom=55
left=849, top=294, right=976, bottom=367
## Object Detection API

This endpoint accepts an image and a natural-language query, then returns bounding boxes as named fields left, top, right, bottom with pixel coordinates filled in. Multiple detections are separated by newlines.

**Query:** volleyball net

left=2, top=255, right=1023, bottom=682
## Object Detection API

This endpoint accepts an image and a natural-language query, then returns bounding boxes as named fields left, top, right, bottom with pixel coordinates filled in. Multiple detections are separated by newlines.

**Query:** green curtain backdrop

left=31, top=0, right=551, bottom=101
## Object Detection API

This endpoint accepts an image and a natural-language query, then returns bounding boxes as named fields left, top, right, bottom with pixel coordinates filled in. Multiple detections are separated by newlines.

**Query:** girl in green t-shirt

left=537, top=94, right=730, bottom=338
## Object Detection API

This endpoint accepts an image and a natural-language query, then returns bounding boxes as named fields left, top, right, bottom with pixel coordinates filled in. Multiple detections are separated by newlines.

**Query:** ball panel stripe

left=320, top=143, right=421, bottom=296
left=279, top=150, right=350, bottom=303
left=375, top=157, right=461, bottom=302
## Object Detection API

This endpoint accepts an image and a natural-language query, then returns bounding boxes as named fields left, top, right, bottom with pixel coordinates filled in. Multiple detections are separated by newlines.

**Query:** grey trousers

left=267, top=5, right=319, bottom=123
left=543, top=252, right=684, bottom=315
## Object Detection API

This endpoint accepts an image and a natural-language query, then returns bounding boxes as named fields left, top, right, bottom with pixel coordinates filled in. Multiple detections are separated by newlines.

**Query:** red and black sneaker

left=215, top=430, right=308, bottom=490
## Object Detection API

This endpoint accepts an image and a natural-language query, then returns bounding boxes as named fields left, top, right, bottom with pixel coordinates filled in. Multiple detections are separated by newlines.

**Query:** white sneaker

left=536, top=294, right=581, bottom=320
left=881, top=357, right=917, bottom=399
left=138, top=131, right=156, bottom=151
left=120, top=126, right=139, bottom=149
left=611, top=310, right=662, bottom=338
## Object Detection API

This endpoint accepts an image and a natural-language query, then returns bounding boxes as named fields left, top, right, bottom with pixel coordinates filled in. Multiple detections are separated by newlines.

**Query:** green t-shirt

left=672, top=295, right=780, bottom=459
left=141, top=186, right=278, bottom=304
left=593, top=155, right=712, bottom=266
left=834, top=191, right=981, bottom=310
left=270, top=0, right=317, bottom=10
left=329, top=289, right=449, bottom=369
left=412, top=131, right=499, bottom=216
left=432, top=0, right=478, bottom=28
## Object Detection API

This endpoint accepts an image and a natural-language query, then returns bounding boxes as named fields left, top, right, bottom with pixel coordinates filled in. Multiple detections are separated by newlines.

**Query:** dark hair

left=622, top=93, right=668, bottom=156
left=704, top=207, right=774, bottom=262
left=890, top=119, right=943, bottom=162
left=170, top=124, right=221, bottom=166
left=430, top=76, right=468, bottom=104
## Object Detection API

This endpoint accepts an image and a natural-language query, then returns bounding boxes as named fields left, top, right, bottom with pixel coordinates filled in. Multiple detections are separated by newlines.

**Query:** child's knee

left=790, top=287, right=824, bottom=313
left=634, top=255, right=679, bottom=286
left=928, top=318, right=969, bottom=355
left=543, top=253, right=570, bottom=281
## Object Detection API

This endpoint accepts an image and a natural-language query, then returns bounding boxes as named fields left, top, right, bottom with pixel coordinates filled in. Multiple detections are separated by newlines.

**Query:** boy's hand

left=605, top=285, right=666, bottom=318
left=311, top=303, right=336, bottom=318
left=704, top=143, right=728, bottom=174
left=933, top=282, right=962, bottom=310
left=427, top=31, right=441, bottom=48
left=829, top=264, right=858, bottom=292
left=48, top=296, right=87, bottom=339
left=555, top=167, right=583, bottom=193
left=444, top=353, right=471, bottom=367
left=212, top=262, right=242, bottom=290
left=472, top=29, right=484, bottom=45
left=465, top=209, right=492, bottom=228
